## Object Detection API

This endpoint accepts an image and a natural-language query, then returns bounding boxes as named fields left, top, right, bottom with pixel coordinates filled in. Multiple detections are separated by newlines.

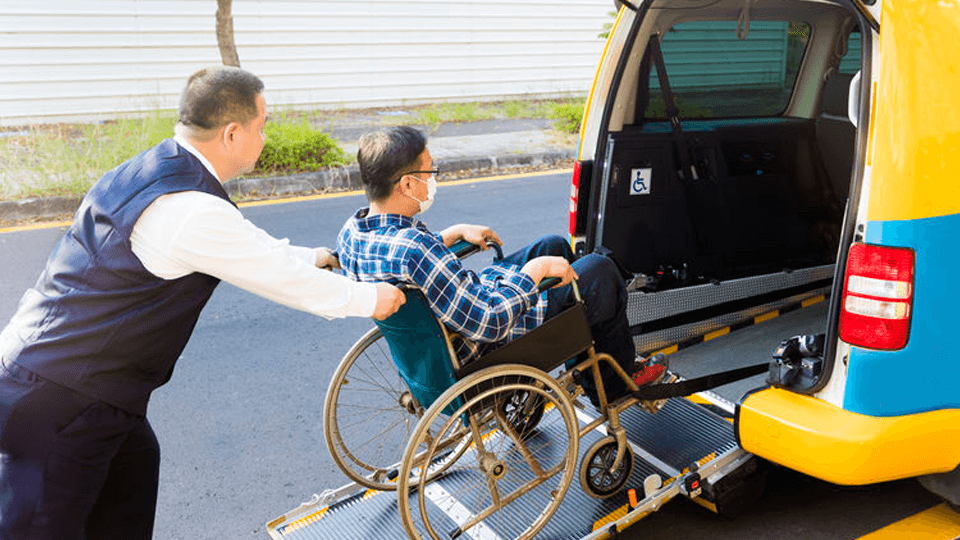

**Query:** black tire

left=918, top=463, right=960, bottom=511
left=579, top=436, right=634, bottom=499
left=499, top=387, right=546, bottom=439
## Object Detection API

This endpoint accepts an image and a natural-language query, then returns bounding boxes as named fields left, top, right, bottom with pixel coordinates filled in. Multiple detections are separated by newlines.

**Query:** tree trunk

left=216, top=0, right=240, bottom=67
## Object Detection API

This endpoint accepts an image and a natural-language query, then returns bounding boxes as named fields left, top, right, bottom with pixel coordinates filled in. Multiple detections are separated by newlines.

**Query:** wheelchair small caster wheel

left=580, top=436, right=634, bottom=499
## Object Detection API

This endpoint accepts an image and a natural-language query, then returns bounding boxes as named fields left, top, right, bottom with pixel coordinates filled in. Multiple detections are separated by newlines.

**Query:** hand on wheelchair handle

left=371, top=282, right=406, bottom=320
left=314, top=247, right=341, bottom=270
left=520, top=256, right=577, bottom=289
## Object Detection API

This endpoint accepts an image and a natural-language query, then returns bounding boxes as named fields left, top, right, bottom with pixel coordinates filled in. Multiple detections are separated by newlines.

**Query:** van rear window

left=840, top=31, right=861, bottom=74
left=644, top=21, right=811, bottom=119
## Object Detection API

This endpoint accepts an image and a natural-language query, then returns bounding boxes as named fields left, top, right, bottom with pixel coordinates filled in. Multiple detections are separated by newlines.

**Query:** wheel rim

left=398, top=367, right=578, bottom=540
left=323, top=328, right=416, bottom=490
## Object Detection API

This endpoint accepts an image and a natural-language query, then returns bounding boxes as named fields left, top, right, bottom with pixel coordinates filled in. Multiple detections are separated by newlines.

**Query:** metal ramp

left=267, top=393, right=747, bottom=540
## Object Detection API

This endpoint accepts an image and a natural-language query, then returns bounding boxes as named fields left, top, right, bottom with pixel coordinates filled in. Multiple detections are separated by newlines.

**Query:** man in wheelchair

left=336, top=126, right=666, bottom=408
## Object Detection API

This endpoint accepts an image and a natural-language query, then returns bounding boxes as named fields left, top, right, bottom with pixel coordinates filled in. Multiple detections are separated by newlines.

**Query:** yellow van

left=571, top=0, right=959, bottom=507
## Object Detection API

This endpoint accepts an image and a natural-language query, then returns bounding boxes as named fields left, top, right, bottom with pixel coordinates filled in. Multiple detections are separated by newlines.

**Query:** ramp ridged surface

left=274, top=396, right=734, bottom=540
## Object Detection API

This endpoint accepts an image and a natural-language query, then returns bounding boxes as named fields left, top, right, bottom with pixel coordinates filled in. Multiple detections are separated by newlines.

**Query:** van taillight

left=839, top=242, right=915, bottom=350
left=569, top=161, right=582, bottom=236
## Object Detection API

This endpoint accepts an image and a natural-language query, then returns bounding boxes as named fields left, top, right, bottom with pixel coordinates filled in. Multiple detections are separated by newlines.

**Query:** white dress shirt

left=128, top=135, right=377, bottom=319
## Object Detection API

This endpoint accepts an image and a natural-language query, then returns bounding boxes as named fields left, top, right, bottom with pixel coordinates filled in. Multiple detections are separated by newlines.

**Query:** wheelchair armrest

left=450, top=239, right=504, bottom=260
left=538, top=277, right=561, bottom=290
left=450, top=240, right=560, bottom=290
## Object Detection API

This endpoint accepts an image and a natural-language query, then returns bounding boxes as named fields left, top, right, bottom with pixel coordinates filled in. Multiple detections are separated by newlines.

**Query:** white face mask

left=406, top=174, right=437, bottom=214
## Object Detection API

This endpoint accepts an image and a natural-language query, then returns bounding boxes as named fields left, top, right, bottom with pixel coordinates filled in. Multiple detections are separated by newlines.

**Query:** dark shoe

left=632, top=353, right=669, bottom=386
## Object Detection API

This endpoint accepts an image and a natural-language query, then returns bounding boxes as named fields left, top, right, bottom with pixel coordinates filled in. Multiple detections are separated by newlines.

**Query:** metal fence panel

left=0, top=0, right=611, bottom=126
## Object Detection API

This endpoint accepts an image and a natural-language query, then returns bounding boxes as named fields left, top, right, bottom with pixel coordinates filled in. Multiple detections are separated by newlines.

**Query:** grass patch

left=407, top=98, right=583, bottom=128
left=549, top=101, right=585, bottom=134
left=254, top=114, right=350, bottom=175
left=411, top=102, right=486, bottom=126
left=0, top=111, right=353, bottom=201
left=1, top=96, right=586, bottom=202
left=0, top=111, right=176, bottom=200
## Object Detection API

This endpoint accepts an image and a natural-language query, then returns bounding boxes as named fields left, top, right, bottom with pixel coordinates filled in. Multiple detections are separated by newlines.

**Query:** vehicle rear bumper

left=737, top=388, right=960, bottom=485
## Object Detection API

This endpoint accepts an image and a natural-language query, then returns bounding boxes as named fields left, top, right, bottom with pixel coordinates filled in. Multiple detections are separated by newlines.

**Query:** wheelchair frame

left=322, top=243, right=667, bottom=540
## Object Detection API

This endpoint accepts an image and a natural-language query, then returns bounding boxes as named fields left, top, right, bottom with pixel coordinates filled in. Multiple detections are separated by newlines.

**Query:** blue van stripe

left=845, top=214, right=960, bottom=416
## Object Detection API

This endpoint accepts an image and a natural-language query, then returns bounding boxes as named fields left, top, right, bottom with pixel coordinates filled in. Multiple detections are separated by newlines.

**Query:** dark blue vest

left=0, top=139, right=235, bottom=415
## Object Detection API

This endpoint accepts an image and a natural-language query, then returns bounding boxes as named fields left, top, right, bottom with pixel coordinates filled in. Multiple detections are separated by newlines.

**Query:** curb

left=0, top=150, right=575, bottom=224
left=0, top=196, right=83, bottom=224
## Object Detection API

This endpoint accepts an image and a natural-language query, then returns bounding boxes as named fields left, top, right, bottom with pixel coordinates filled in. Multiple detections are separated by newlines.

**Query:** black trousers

left=0, top=361, right=159, bottom=540
left=496, top=235, right=636, bottom=406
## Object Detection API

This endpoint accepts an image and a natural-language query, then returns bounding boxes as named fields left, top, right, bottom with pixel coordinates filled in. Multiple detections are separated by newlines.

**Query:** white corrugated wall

left=0, top=0, right=613, bottom=127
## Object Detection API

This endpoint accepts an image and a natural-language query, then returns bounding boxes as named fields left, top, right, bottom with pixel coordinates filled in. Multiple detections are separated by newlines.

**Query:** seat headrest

left=821, top=72, right=855, bottom=117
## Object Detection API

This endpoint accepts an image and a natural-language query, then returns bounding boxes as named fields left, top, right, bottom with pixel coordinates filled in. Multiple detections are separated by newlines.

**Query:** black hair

left=357, top=126, right=428, bottom=202
left=177, top=66, right=264, bottom=135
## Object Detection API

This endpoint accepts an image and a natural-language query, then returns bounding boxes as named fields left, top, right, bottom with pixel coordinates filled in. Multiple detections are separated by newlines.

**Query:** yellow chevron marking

left=857, top=503, right=960, bottom=540
left=592, top=503, right=630, bottom=531
left=704, top=327, right=730, bottom=341
left=697, top=452, right=717, bottom=468
left=282, top=508, right=328, bottom=534
left=652, top=344, right=679, bottom=356
left=692, top=496, right=719, bottom=513
left=754, top=311, right=780, bottom=324
left=641, top=291, right=826, bottom=365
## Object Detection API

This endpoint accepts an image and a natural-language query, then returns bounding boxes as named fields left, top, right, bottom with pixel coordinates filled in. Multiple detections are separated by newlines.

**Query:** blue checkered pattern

left=337, top=208, right=547, bottom=363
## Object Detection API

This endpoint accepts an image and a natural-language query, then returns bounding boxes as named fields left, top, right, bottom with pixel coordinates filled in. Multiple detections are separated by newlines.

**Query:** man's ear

left=395, top=174, right=415, bottom=196
left=220, top=122, right=242, bottom=148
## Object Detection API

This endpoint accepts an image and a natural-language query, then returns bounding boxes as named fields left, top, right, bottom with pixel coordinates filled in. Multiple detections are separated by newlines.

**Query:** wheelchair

left=323, top=241, right=664, bottom=540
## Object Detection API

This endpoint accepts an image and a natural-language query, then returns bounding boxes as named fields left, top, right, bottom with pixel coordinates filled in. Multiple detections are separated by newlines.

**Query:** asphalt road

left=0, top=171, right=953, bottom=540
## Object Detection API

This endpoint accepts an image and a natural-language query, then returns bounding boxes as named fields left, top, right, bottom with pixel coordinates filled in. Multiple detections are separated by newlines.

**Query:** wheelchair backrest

left=373, top=289, right=458, bottom=411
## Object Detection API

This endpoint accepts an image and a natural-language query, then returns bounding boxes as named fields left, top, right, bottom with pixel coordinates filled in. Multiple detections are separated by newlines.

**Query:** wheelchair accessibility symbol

left=630, top=167, right=653, bottom=196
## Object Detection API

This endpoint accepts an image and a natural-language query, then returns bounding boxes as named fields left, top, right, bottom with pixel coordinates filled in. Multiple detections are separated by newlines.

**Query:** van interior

left=575, top=0, right=869, bottom=400
left=588, top=0, right=862, bottom=289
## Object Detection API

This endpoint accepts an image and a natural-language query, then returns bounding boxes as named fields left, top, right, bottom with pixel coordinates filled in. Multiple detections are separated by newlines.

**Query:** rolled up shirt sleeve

left=131, top=191, right=378, bottom=319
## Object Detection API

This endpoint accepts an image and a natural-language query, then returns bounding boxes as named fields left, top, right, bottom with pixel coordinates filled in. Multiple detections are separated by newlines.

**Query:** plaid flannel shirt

left=337, top=208, right=548, bottom=363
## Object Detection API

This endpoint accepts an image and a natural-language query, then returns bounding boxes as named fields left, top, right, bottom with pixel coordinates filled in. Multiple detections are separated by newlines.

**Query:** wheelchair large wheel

left=324, top=328, right=470, bottom=491
left=322, top=328, right=415, bottom=490
left=398, top=365, right=579, bottom=540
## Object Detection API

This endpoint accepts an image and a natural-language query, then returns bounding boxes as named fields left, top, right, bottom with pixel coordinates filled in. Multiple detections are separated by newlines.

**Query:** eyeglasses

left=392, top=168, right=439, bottom=183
